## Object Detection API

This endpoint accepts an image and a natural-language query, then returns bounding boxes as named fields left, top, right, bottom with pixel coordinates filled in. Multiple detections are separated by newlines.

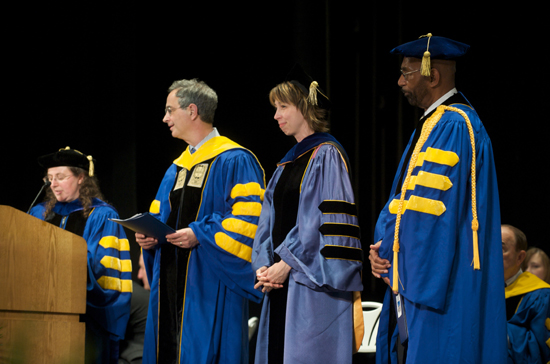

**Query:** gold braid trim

left=391, top=105, right=479, bottom=292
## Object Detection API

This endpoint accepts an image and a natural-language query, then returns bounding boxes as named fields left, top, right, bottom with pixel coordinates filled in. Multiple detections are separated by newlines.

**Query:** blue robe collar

left=52, top=197, right=108, bottom=215
left=279, top=132, right=343, bottom=164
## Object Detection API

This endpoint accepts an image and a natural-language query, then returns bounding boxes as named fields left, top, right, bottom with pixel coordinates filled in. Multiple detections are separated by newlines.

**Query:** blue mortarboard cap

left=391, top=33, right=470, bottom=76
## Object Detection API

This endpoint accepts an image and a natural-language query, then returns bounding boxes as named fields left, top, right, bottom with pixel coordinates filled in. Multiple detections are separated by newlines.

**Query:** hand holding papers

left=109, top=213, right=176, bottom=244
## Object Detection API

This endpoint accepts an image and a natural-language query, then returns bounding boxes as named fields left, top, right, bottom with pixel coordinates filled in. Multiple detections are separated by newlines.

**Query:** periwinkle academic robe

left=374, top=93, right=507, bottom=363
left=30, top=199, right=132, bottom=341
left=252, top=133, right=363, bottom=364
left=506, top=271, right=550, bottom=364
left=142, top=136, right=265, bottom=364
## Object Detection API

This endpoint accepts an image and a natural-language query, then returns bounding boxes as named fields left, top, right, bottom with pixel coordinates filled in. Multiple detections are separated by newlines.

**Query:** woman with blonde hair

left=523, top=247, right=550, bottom=284
left=252, top=66, right=363, bottom=364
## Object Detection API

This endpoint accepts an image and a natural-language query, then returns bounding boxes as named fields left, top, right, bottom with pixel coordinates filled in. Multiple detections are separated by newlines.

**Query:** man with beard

left=369, top=34, right=507, bottom=363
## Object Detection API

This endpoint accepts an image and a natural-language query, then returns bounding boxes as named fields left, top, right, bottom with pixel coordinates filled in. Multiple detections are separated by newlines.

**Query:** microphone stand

left=27, top=180, right=51, bottom=214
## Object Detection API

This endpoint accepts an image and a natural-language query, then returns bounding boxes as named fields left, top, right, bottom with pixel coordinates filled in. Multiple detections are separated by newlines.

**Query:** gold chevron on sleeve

left=230, top=182, right=265, bottom=201
left=407, top=171, right=453, bottom=191
left=97, top=276, right=133, bottom=292
left=389, top=195, right=446, bottom=216
left=149, top=200, right=161, bottom=214
left=100, top=256, right=132, bottom=272
left=222, top=218, right=258, bottom=239
left=215, top=232, right=253, bottom=262
left=232, top=201, right=262, bottom=216
left=99, top=236, right=130, bottom=251
left=415, top=147, right=459, bottom=168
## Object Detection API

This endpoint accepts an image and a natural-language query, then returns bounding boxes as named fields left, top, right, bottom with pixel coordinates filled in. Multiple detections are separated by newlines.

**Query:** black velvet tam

left=38, top=146, right=95, bottom=173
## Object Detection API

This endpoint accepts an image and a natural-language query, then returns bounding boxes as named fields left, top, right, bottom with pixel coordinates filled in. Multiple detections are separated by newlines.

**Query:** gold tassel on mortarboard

left=308, top=81, right=320, bottom=106
left=307, top=81, right=329, bottom=106
left=420, top=33, right=433, bottom=77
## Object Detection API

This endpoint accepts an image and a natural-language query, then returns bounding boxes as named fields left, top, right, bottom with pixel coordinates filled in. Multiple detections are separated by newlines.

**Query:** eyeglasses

left=164, top=105, right=182, bottom=115
left=400, top=69, right=420, bottom=81
left=44, top=174, right=74, bottom=183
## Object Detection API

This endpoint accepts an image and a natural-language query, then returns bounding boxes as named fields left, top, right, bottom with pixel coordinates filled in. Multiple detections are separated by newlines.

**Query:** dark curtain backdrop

left=2, top=1, right=545, bottom=301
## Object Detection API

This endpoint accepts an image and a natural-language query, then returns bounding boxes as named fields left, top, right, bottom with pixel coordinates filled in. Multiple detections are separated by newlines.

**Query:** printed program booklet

left=109, top=213, right=175, bottom=244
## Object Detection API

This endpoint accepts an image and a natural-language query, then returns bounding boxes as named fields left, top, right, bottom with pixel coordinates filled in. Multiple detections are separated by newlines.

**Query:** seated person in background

left=523, top=247, right=550, bottom=284
left=502, top=224, right=550, bottom=363
left=119, top=253, right=150, bottom=364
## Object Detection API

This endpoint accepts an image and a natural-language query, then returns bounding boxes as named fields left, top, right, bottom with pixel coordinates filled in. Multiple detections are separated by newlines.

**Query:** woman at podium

left=29, top=146, right=132, bottom=364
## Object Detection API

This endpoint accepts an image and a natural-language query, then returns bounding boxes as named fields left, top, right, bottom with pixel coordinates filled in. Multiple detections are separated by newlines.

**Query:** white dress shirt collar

left=423, top=88, right=458, bottom=117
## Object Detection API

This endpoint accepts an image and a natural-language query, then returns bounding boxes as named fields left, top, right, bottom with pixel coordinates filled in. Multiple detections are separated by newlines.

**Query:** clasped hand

left=369, top=240, right=392, bottom=288
left=254, top=261, right=291, bottom=293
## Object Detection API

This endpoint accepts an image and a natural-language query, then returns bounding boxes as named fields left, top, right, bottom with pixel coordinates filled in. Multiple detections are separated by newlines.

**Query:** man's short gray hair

left=168, top=79, right=218, bottom=124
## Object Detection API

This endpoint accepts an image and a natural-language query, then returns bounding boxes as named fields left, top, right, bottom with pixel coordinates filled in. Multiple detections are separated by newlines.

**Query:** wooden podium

left=0, top=205, right=87, bottom=363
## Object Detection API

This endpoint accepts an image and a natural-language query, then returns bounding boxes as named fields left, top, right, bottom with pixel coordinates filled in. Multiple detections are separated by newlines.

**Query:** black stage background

left=2, top=2, right=546, bottom=305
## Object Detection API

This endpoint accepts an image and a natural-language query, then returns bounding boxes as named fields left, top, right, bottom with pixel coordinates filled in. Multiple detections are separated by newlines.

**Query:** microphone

left=27, top=180, right=51, bottom=214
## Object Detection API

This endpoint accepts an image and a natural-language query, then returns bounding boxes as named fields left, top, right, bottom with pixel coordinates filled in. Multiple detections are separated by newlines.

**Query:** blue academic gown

left=252, top=133, right=364, bottom=364
left=374, top=94, right=507, bottom=363
left=506, top=272, right=550, bottom=364
left=30, top=199, right=132, bottom=342
left=142, top=136, right=265, bottom=364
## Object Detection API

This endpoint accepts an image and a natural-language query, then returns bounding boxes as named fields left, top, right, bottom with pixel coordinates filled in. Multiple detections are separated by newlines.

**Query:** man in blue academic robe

left=502, top=224, right=550, bottom=363
left=369, top=34, right=507, bottom=363
left=136, top=79, right=265, bottom=364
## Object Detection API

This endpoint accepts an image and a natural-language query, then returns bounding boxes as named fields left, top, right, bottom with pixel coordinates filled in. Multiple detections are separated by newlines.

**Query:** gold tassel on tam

left=60, top=146, right=94, bottom=177
left=420, top=33, right=433, bottom=77
left=87, top=155, right=95, bottom=177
